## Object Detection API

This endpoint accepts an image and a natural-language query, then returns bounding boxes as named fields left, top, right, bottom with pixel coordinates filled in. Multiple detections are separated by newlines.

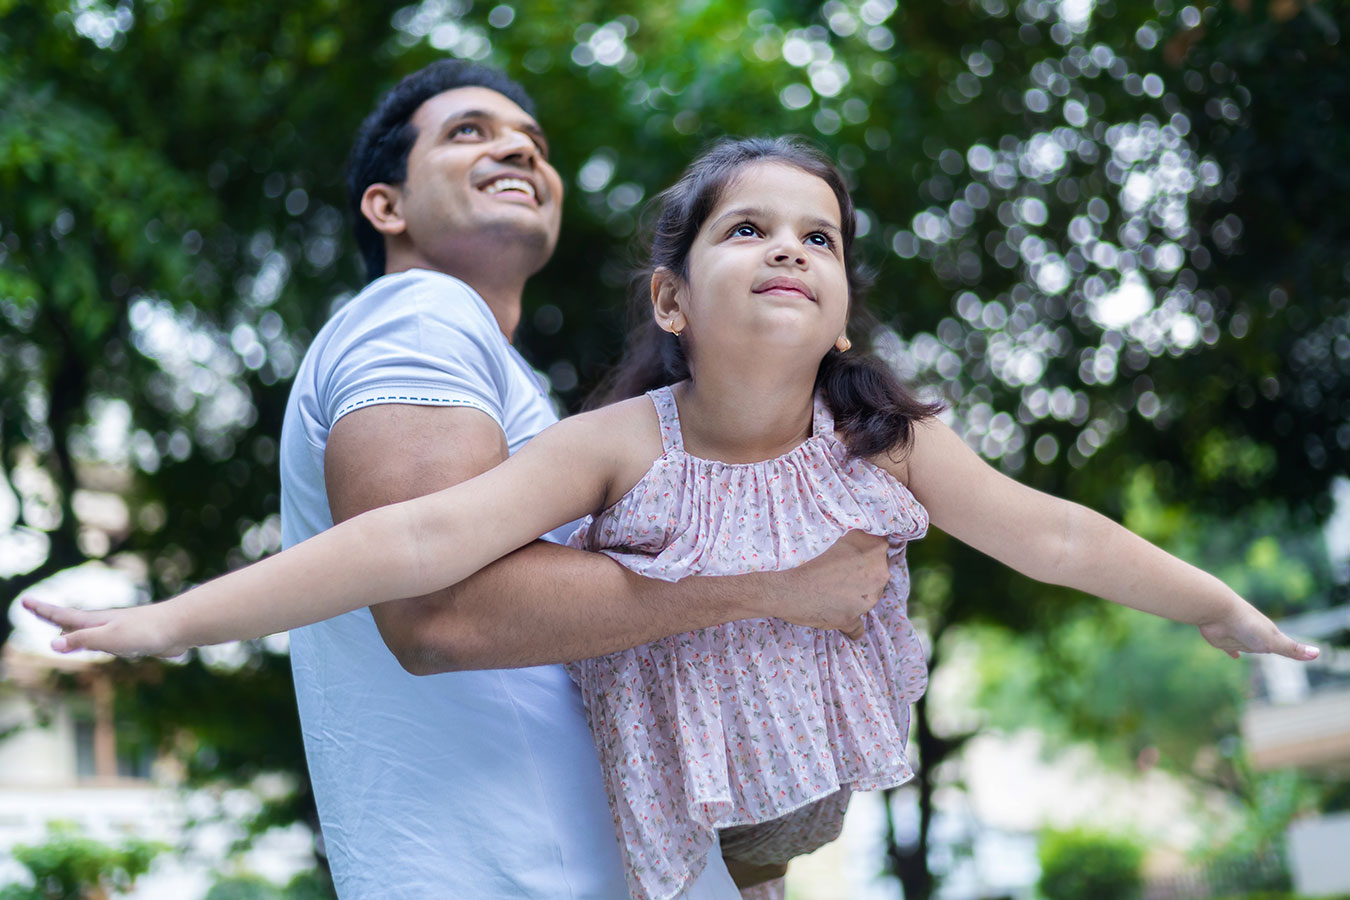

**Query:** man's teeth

left=482, top=178, right=536, bottom=199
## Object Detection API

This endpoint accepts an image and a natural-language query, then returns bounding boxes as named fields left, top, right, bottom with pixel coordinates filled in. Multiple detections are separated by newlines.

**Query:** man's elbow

left=375, top=603, right=479, bottom=675
left=385, top=630, right=479, bottom=675
left=391, top=641, right=449, bottom=676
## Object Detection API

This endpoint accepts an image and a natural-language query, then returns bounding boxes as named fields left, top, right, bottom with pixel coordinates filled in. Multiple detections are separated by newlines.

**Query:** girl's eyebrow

left=709, top=207, right=842, bottom=234
left=709, top=207, right=766, bottom=229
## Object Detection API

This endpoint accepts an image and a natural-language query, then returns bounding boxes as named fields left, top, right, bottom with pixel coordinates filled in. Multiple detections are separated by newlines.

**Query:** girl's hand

left=21, top=596, right=188, bottom=658
left=1197, top=598, right=1319, bottom=661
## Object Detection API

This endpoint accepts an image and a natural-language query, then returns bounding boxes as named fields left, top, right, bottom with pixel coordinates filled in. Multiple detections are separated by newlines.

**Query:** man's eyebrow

left=440, top=110, right=549, bottom=143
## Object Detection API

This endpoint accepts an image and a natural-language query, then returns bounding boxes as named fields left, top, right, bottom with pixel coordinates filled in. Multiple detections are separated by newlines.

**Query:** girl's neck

left=674, top=365, right=819, bottom=464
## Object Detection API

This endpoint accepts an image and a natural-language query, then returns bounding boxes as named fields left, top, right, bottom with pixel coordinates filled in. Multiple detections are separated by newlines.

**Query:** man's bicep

left=324, top=403, right=510, bottom=666
left=325, top=403, right=509, bottom=520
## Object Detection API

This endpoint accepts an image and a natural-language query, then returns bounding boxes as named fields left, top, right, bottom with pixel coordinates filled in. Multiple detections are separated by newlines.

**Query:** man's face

left=396, top=86, right=563, bottom=274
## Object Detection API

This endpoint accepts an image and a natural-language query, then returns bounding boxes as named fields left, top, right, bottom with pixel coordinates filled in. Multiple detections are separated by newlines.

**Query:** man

left=280, top=60, right=889, bottom=898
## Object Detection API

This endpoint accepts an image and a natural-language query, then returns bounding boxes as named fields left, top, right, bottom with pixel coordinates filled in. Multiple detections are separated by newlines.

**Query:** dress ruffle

left=565, top=387, right=929, bottom=900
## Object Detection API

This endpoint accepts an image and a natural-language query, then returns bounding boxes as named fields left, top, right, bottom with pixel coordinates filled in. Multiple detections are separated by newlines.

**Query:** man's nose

left=494, top=129, right=538, bottom=167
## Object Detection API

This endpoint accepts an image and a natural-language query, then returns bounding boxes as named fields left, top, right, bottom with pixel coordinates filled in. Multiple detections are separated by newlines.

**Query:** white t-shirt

left=279, top=269, right=738, bottom=899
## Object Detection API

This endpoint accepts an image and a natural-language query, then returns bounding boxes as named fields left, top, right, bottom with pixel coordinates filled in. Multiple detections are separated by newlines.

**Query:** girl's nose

left=772, top=251, right=807, bottom=267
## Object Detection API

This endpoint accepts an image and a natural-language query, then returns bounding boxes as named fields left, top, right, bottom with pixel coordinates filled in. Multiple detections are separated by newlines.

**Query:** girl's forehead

left=709, top=162, right=842, bottom=224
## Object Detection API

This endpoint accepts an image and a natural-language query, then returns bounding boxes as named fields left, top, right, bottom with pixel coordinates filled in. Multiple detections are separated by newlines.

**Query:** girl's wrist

left=1192, top=585, right=1245, bottom=627
left=147, top=596, right=192, bottom=656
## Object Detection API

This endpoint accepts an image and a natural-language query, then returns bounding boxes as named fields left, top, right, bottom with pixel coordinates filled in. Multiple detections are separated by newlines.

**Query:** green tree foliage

left=0, top=823, right=163, bottom=900
left=202, top=871, right=333, bottom=900
left=2, top=0, right=1346, bottom=894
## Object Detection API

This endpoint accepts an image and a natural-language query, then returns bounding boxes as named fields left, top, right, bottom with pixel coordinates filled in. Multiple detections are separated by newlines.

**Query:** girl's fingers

left=51, top=626, right=112, bottom=655
left=51, top=629, right=87, bottom=653
left=23, top=597, right=101, bottom=630
left=1266, top=626, right=1318, bottom=661
left=1289, top=641, right=1320, bottom=661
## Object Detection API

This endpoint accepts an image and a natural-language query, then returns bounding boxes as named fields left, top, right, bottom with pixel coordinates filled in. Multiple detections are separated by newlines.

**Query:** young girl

left=27, top=138, right=1316, bottom=900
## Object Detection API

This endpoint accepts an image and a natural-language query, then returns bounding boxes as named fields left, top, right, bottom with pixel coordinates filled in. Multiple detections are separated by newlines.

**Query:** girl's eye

left=732, top=223, right=759, bottom=238
left=807, top=232, right=835, bottom=248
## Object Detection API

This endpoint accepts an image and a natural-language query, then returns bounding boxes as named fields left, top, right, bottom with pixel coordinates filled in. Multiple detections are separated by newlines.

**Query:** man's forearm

left=392, top=540, right=769, bottom=673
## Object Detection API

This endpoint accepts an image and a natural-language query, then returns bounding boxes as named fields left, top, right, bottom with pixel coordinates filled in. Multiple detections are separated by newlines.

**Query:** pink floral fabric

left=564, top=386, right=929, bottom=900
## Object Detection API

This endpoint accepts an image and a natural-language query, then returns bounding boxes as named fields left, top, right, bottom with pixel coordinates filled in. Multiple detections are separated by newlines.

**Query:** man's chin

left=477, top=221, right=559, bottom=269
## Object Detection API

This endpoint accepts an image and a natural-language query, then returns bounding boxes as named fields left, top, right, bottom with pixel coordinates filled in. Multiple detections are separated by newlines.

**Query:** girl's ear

left=651, top=267, right=686, bottom=335
left=360, top=183, right=407, bottom=237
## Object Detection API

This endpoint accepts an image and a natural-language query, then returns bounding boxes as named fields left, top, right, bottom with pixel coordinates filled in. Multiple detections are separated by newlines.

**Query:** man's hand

left=767, top=531, right=891, bottom=640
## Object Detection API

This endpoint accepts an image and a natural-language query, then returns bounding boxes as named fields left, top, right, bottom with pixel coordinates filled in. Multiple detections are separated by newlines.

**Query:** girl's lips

left=753, top=277, right=816, bottom=300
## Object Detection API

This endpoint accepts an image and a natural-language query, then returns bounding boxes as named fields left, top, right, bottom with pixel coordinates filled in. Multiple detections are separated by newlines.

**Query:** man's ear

left=651, top=267, right=686, bottom=335
left=360, top=183, right=407, bottom=237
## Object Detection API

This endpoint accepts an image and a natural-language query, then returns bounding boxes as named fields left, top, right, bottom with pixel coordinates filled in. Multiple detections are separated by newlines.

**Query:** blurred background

left=1, top=0, right=1348, bottom=898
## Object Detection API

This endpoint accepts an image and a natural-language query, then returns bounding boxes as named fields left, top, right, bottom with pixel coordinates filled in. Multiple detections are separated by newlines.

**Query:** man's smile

left=478, top=174, right=539, bottom=204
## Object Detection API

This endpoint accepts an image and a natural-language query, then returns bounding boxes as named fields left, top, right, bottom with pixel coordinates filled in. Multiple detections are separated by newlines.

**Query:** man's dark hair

left=346, top=60, right=537, bottom=283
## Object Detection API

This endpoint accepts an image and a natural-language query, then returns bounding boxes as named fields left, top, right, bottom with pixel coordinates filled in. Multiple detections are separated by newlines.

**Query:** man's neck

left=387, top=261, right=524, bottom=342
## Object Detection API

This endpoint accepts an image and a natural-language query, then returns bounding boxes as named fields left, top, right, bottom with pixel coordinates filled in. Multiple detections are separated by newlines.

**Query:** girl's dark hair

left=346, top=60, right=537, bottom=283
left=590, top=136, right=942, bottom=459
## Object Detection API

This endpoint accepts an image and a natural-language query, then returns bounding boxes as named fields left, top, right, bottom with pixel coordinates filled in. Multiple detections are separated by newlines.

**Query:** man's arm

left=326, top=403, right=891, bottom=674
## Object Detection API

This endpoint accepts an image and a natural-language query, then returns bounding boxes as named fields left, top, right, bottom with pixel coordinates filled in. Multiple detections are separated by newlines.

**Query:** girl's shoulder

left=862, top=426, right=929, bottom=490
left=564, top=394, right=668, bottom=507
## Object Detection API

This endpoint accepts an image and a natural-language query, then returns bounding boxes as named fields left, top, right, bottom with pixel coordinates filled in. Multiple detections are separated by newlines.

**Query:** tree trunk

left=882, top=630, right=973, bottom=899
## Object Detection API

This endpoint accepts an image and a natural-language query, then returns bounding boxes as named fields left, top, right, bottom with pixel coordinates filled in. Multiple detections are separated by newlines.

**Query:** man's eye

left=450, top=123, right=483, bottom=138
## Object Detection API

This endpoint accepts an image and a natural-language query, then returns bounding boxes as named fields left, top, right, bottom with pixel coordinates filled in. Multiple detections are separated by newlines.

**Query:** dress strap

left=648, top=386, right=685, bottom=453
left=811, top=391, right=836, bottom=438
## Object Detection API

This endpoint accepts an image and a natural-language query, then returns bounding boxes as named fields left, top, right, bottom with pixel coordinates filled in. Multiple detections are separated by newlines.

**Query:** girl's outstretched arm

left=893, top=418, right=1319, bottom=661
left=24, top=412, right=621, bottom=658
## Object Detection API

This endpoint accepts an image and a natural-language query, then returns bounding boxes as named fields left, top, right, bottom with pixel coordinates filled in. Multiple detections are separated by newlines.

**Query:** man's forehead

left=412, top=86, right=541, bottom=130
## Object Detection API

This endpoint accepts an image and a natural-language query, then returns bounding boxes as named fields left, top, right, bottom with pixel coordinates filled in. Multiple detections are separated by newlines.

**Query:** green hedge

left=1038, top=828, right=1144, bottom=900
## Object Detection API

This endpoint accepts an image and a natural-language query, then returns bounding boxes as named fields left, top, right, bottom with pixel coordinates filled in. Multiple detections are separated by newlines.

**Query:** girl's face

left=654, top=162, right=850, bottom=367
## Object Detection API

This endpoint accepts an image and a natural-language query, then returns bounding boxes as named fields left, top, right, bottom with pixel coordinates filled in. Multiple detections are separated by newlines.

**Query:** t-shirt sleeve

left=321, top=276, right=509, bottom=429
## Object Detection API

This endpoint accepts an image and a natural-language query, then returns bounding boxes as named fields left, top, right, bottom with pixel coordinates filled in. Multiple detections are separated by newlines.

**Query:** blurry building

left=1242, top=606, right=1350, bottom=897
left=0, top=640, right=312, bottom=898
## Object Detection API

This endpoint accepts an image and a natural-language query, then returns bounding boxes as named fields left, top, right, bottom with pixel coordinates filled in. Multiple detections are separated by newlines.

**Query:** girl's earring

left=835, top=335, right=852, bottom=352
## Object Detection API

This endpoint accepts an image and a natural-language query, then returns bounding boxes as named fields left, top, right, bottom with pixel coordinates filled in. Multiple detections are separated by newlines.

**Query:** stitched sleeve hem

left=332, top=389, right=501, bottom=429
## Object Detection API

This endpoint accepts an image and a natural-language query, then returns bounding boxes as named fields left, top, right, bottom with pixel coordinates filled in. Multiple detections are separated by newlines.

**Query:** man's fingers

left=841, top=617, right=866, bottom=641
left=840, top=529, right=887, bottom=551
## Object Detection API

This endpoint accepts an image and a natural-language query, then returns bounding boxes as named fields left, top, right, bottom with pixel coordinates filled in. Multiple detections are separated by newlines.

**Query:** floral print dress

left=564, top=386, right=930, bottom=900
